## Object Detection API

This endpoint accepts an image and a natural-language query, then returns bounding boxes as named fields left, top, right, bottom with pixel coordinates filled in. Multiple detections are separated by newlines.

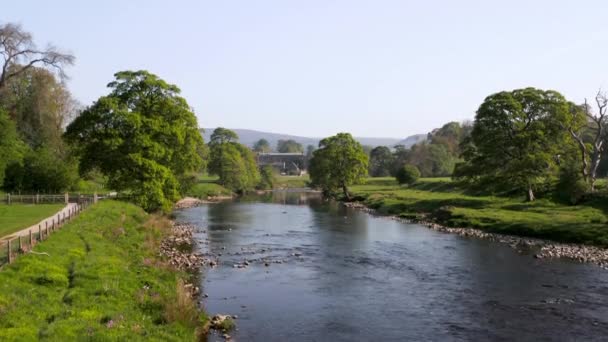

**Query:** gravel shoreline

left=342, top=201, right=608, bottom=270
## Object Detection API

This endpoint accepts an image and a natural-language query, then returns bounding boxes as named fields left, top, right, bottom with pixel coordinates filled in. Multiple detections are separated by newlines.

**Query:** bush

left=395, top=165, right=420, bottom=185
left=555, top=162, right=588, bottom=205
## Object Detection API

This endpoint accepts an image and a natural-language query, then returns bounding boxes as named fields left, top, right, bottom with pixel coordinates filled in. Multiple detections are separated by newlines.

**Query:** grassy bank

left=0, top=204, right=65, bottom=238
left=185, top=174, right=232, bottom=198
left=0, top=201, right=205, bottom=340
left=351, top=178, right=608, bottom=246
left=275, top=175, right=310, bottom=189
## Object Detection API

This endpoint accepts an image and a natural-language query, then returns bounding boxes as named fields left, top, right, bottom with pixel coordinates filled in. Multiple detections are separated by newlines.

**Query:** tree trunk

left=342, top=184, right=351, bottom=201
left=589, top=147, right=603, bottom=192
left=527, top=186, right=535, bottom=202
left=568, top=128, right=589, bottom=183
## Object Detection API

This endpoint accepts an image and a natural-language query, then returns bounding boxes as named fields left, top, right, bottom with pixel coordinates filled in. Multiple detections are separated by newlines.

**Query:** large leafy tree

left=208, top=128, right=260, bottom=193
left=368, top=146, right=394, bottom=177
left=65, top=70, right=205, bottom=212
left=309, top=133, right=368, bottom=199
left=455, top=88, right=570, bottom=201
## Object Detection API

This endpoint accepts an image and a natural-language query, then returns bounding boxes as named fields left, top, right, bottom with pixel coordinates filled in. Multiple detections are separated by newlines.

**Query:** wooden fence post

left=18, top=236, right=22, bottom=252
left=39, top=225, right=42, bottom=241
left=7, top=193, right=10, bottom=205
left=7, top=240, right=12, bottom=264
left=30, top=229, right=33, bottom=247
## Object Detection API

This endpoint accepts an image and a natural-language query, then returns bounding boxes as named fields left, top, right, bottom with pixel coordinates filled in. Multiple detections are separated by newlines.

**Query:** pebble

left=159, top=222, right=208, bottom=271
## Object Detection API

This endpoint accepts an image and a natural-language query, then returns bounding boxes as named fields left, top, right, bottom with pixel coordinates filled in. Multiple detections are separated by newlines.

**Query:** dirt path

left=0, top=203, right=79, bottom=240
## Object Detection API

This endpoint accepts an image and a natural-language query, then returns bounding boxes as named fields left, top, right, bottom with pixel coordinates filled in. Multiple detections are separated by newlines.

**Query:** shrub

left=555, top=161, right=588, bottom=205
left=395, top=165, right=420, bottom=185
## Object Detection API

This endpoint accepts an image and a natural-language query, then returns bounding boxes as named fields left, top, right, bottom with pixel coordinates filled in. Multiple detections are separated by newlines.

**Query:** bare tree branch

left=0, top=22, right=74, bottom=89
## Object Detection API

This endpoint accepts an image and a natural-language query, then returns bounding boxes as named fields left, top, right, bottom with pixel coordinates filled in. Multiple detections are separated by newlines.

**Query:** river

left=175, top=192, right=608, bottom=341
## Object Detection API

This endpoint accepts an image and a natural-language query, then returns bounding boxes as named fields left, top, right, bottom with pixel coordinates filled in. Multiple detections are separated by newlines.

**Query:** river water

left=175, top=192, right=608, bottom=341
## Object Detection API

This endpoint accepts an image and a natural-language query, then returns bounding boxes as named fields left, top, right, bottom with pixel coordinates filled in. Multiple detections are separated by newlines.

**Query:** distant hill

left=395, top=134, right=427, bottom=148
left=200, top=128, right=418, bottom=149
left=203, top=128, right=426, bottom=148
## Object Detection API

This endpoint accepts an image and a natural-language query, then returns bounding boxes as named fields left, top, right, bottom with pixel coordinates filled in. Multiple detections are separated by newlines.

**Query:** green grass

left=0, top=201, right=205, bottom=340
left=351, top=177, right=608, bottom=246
left=275, top=174, right=310, bottom=189
left=0, top=204, right=65, bottom=238
left=185, top=174, right=232, bottom=198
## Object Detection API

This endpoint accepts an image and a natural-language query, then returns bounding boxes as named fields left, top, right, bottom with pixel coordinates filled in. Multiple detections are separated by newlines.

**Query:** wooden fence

left=2, top=193, right=100, bottom=205
left=0, top=200, right=93, bottom=267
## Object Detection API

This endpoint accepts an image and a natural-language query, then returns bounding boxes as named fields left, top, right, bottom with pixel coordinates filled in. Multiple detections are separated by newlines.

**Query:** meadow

left=0, top=201, right=205, bottom=340
left=351, top=177, right=608, bottom=246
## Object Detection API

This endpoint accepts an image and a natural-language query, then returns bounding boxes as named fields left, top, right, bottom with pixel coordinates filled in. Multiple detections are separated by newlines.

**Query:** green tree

left=208, top=128, right=260, bottom=193
left=395, top=164, right=420, bottom=185
left=210, top=127, right=238, bottom=145
left=407, top=143, right=455, bottom=177
left=455, top=88, right=570, bottom=201
left=0, top=66, right=78, bottom=150
left=258, top=165, right=276, bottom=190
left=368, top=146, right=394, bottom=177
left=253, top=138, right=271, bottom=153
left=0, top=109, right=26, bottom=186
left=65, top=70, right=205, bottom=212
left=308, top=133, right=368, bottom=199
left=391, top=145, right=409, bottom=175
left=3, top=147, right=77, bottom=193
left=277, top=139, right=303, bottom=153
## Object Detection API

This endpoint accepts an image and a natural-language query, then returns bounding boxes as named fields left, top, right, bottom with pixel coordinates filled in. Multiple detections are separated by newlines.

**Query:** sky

left=3, top=1, right=608, bottom=138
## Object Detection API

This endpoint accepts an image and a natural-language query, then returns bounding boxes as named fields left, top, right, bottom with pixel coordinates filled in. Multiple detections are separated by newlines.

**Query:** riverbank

left=0, top=201, right=207, bottom=340
left=349, top=178, right=608, bottom=267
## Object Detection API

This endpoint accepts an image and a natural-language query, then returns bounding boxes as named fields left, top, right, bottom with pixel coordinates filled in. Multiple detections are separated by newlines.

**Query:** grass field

left=0, top=201, right=204, bottom=340
left=351, top=177, right=608, bottom=246
left=275, top=174, right=310, bottom=189
left=0, top=204, right=65, bottom=238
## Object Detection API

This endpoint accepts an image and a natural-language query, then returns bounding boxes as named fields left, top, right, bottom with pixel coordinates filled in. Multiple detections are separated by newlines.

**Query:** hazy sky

left=3, top=1, right=608, bottom=138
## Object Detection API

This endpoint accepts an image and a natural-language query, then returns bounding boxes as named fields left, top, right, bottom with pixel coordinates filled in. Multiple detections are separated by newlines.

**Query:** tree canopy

left=65, top=70, right=205, bottom=211
left=208, top=128, right=260, bottom=193
left=455, top=87, right=570, bottom=201
left=368, top=146, right=394, bottom=177
left=309, top=133, right=368, bottom=199
left=277, top=139, right=303, bottom=153
left=253, top=138, right=271, bottom=152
